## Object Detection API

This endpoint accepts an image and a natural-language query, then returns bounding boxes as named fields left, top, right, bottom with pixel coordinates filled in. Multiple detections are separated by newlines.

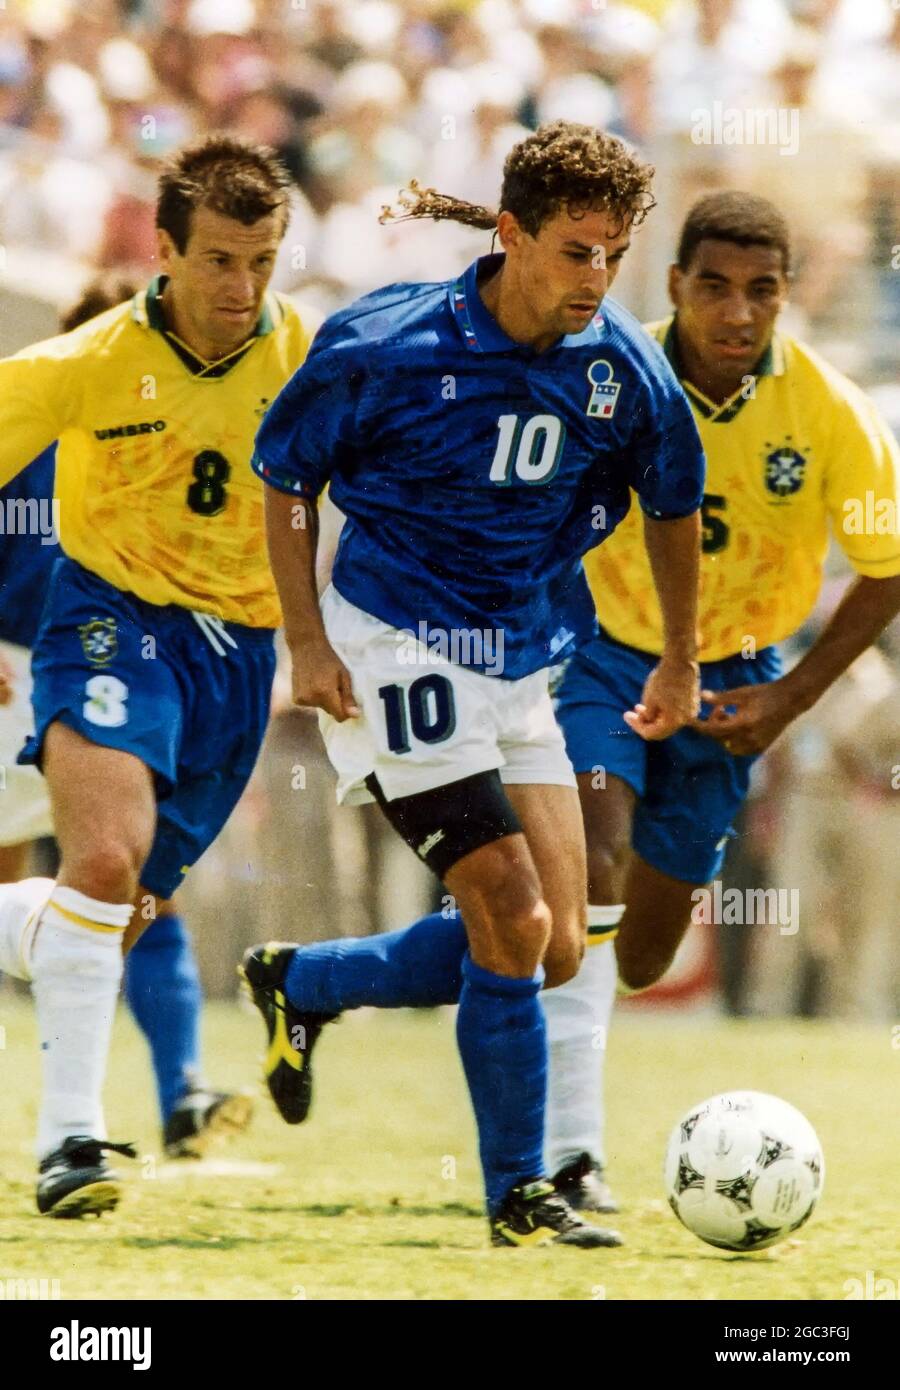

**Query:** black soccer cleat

left=163, top=1088, right=255, bottom=1159
left=36, top=1137, right=137, bottom=1218
left=239, top=942, right=335, bottom=1124
left=490, top=1178, right=624, bottom=1249
left=553, top=1152, right=620, bottom=1214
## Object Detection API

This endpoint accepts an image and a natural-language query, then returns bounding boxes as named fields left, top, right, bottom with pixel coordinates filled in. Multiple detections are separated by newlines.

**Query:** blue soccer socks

left=284, top=910, right=467, bottom=1014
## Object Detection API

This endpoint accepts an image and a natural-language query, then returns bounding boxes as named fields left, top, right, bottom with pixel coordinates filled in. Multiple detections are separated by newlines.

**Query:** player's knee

left=63, top=836, right=148, bottom=904
left=494, top=894, right=553, bottom=962
left=543, top=933, right=585, bottom=988
left=542, top=901, right=587, bottom=987
left=472, top=853, right=553, bottom=965
left=585, top=836, right=631, bottom=902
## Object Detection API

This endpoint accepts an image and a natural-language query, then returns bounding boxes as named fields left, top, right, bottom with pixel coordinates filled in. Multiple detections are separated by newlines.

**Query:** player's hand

left=289, top=638, right=360, bottom=722
left=624, top=653, right=700, bottom=741
left=692, top=681, right=795, bottom=756
left=0, top=651, right=15, bottom=707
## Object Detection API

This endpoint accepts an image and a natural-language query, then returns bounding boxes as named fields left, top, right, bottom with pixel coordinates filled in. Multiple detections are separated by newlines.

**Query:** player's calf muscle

left=615, top=875, right=698, bottom=989
left=615, top=934, right=679, bottom=990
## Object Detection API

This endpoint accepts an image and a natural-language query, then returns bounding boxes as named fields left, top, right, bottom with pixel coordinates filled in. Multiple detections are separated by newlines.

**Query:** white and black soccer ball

left=664, top=1090, right=824, bottom=1251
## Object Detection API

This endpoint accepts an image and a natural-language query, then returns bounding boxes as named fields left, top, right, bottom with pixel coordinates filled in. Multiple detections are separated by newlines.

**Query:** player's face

left=668, top=240, right=789, bottom=394
left=502, top=206, right=633, bottom=346
left=157, top=205, right=285, bottom=357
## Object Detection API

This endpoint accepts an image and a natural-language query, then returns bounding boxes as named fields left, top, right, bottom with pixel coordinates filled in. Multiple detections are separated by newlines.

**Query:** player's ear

left=495, top=209, right=521, bottom=253
left=156, top=226, right=178, bottom=275
left=667, top=261, right=683, bottom=309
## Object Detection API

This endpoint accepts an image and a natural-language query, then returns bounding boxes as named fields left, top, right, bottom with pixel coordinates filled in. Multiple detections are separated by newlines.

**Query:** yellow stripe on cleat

left=264, top=989, right=303, bottom=1076
left=495, top=1223, right=557, bottom=1247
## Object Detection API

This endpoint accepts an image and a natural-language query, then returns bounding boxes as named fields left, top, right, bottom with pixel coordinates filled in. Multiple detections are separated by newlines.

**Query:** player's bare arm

left=698, top=574, right=900, bottom=755
left=624, top=510, right=701, bottom=740
left=263, top=488, right=359, bottom=722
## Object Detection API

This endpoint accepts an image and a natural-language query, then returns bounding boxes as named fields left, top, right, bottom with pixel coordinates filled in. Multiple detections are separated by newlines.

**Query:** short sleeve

left=0, top=345, right=80, bottom=489
left=630, top=366, right=706, bottom=521
left=252, top=336, right=359, bottom=500
left=825, top=387, right=900, bottom=578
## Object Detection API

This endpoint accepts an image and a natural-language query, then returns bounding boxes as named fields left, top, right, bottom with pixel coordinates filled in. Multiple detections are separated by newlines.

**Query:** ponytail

left=379, top=179, right=498, bottom=231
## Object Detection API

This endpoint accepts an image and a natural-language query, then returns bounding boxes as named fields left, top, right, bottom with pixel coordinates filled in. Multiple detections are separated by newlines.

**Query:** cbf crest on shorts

left=586, top=360, right=622, bottom=419
left=78, top=617, right=118, bottom=666
left=764, top=442, right=807, bottom=499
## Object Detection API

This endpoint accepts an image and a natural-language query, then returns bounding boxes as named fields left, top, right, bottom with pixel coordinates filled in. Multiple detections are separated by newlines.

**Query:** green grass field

left=1, top=997, right=897, bottom=1301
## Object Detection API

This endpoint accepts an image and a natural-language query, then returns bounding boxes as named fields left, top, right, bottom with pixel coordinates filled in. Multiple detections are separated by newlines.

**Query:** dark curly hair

left=380, top=121, right=656, bottom=237
left=156, top=134, right=293, bottom=253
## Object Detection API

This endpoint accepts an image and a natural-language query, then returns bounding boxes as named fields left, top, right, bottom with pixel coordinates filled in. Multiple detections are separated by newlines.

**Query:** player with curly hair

left=243, top=121, right=706, bottom=1249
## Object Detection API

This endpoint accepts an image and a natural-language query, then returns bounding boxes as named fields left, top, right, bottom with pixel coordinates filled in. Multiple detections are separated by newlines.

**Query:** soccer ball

left=664, top=1090, right=824, bottom=1251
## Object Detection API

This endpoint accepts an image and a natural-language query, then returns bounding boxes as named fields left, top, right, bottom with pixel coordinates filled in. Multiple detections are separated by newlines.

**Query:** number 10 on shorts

left=378, top=675, right=456, bottom=754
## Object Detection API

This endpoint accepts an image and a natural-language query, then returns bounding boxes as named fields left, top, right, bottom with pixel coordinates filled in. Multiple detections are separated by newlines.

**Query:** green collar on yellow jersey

left=661, top=315, right=786, bottom=424
left=134, top=275, right=276, bottom=378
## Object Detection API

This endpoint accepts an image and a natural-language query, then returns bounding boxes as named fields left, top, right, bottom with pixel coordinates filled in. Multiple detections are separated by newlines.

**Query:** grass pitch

left=1, top=997, right=896, bottom=1301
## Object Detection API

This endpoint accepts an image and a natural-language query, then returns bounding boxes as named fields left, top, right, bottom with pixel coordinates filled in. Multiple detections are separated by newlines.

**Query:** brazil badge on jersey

left=583, top=316, right=900, bottom=661
left=20, top=555, right=276, bottom=898
left=1, top=279, right=317, bottom=895
left=0, top=278, right=319, bottom=628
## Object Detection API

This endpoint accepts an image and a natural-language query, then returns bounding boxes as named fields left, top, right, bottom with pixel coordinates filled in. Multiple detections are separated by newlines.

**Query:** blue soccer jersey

left=0, top=444, right=58, bottom=648
left=253, top=252, right=705, bottom=679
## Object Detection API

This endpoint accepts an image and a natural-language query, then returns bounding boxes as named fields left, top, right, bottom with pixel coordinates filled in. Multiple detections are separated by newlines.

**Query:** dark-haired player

left=0, top=273, right=258, bottom=1163
left=243, top=121, right=706, bottom=1249
left=543, top=191, right=900, bottom=1213
left=0, top=136, right=320, bottom=1216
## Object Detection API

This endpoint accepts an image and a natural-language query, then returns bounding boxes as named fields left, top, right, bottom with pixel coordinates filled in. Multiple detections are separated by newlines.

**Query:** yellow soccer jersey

left=584, top=317, right=900, bottom=661
left=0, top=279, right=319, bottom=628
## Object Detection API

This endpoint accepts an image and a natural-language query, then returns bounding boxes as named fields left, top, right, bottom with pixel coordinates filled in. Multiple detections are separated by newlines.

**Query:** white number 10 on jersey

left=489, top=413, right=565, bottom=485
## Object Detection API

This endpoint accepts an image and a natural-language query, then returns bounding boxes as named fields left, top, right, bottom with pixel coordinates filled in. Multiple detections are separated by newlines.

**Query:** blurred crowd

left=0, top=0, right=899, bottom=368
left=1, top=0, right=898, bottom=1015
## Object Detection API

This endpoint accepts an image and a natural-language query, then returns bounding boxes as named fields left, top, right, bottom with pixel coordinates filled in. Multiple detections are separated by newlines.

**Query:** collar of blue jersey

left=662, top=314, right=786, bottom=423
left=449, top=252, right=606, bottom=355
left=134, top=275, right=276, bottom=377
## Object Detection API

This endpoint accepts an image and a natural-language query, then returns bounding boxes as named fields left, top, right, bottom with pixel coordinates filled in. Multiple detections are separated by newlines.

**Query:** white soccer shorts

left=318, top=586, right=576, bottom=805
left=0, top=640, right=54, bottom=846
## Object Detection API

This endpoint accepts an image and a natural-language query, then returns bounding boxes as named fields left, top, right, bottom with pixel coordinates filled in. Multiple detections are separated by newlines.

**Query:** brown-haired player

left=0, top=136, right=320, bottom=1217
left=242, top=121, right=706, bottom=1249
left=544, top=191, right=900, bottom=1215
left=0, top=272, right=265, bottom=1166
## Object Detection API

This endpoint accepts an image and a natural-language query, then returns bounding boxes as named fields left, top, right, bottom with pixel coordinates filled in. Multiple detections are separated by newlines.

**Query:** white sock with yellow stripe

left=30, top=887, right=133, bottom=1159
left=0, top=877, right=54, bottom=980
left=542, top=905, right=624, bottom=1177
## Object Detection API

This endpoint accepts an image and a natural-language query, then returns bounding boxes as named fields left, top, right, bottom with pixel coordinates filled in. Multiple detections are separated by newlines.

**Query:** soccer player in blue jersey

left=0, top=274, right=254, bottom=1160
left=243, top=121, right=706, bottom=1248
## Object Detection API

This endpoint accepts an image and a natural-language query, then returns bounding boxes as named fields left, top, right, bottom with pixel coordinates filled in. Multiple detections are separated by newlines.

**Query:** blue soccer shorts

left=555, top=626, right=782, bottom=884
left=19, top=557, right=276, bottom=898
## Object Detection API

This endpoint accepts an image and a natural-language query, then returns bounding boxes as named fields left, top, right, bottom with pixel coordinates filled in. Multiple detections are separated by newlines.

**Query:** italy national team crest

left=586, top=359, right=621, bottom=419
left=78, top=617, right=118, bottom=666
left=764, top=443, right=807, bottom=499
